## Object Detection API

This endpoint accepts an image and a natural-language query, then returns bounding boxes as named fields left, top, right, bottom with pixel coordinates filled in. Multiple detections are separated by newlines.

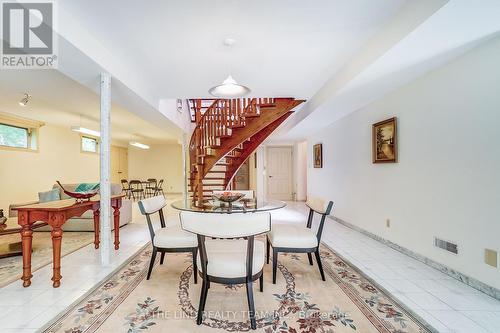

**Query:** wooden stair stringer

left=223, top=111, right=294, bottom=188
left=202, top=99, right=303, bottom=178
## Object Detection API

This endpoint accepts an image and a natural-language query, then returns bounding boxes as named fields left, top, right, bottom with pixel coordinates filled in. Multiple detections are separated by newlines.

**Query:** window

left=0, top=123, right=29, bottom=148
left=81, top=136, right=98, bottom=153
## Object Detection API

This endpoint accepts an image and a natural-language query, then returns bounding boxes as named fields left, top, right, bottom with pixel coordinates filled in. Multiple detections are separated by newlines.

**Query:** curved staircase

left=188, top=97, right=304, bottom=205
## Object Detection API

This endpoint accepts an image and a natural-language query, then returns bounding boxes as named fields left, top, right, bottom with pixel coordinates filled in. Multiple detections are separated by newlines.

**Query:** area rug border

left=40, top=242, right=151, bottom=333
left=320, top=241, right=438, bottom=333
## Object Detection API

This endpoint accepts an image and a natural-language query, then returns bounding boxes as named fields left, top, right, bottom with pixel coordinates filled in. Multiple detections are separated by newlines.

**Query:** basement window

left=0, top=113, right=42, bottom=151
left=81, top=136, right=98, bottom=153
left=0, top=123, right=29, bottom=148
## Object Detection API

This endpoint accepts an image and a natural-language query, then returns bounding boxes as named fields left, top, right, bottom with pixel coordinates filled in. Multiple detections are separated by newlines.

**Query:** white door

left=111, top=146, right=128, bottom=184
left=266, top=146, right=293, bottom=200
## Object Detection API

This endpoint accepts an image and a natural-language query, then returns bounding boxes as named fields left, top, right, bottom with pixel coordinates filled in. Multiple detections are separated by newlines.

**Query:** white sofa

left=9, top=183, right=132, bottom=232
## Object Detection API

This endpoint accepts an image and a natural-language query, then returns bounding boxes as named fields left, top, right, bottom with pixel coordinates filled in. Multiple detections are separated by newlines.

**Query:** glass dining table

left=171, top=198, right=286, bottom=213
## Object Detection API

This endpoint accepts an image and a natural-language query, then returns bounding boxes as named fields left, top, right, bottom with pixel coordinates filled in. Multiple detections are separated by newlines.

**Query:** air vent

left=434, top=237, right=458, bottom=254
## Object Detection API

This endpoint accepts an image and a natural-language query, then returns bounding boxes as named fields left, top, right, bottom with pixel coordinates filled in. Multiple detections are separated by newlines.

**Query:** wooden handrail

left=188, top=97, right=290, bottom=204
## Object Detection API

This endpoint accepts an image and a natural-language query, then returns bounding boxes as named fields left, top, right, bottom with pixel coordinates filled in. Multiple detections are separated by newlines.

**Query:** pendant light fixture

left=209, top=38, right=251, bottom=97
left=209, top=74, right=251, bottom=97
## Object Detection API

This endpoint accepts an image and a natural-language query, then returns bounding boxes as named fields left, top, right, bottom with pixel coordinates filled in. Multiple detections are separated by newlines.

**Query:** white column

left=99, top=73, right=112, bottom=265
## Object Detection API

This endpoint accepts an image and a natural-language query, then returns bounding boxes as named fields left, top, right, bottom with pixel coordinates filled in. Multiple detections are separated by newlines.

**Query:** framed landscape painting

left=313, top=143, right=322, bottom=168
left=372, top=117, right=397, bottom=163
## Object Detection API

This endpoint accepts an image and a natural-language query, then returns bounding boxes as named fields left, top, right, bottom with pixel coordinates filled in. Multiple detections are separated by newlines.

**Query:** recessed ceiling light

left=129, top=141, right=150, bottom=149
left=19, top=93, right=31, bottom=106
left=223, top=38, right=236, bottom=46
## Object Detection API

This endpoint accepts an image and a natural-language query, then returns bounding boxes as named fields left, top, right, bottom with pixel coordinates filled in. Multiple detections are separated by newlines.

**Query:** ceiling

left=6, top=1, right=495, bottom=143
left=59, top=0, right=407, bottom=100
left=273, top=0, right=500, bottom=140
left=0, top=70, right=178, bottom=145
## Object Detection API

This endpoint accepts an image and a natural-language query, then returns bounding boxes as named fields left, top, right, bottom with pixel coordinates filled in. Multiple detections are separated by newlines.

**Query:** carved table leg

left=93, top=209, right=100, bottom=249
left=51, top=226, right=63, bottom=288
left=113, top=205, right=120, bottom=250
left=20, top=224, right=33, bottom=287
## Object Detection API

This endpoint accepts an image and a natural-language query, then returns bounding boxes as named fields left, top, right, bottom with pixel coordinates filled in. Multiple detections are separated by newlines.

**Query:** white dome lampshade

left=208, top=75, right=251, bottom=97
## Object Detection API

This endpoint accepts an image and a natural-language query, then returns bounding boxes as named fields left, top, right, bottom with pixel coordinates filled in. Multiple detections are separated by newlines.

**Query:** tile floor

left=0, top=199, right=499, bottom=332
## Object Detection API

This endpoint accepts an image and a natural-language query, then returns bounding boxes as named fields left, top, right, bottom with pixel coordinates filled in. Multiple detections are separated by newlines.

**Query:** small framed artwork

left=313, top=143, right=323, bottom=168
left=372, top=117, right=397, bottom=163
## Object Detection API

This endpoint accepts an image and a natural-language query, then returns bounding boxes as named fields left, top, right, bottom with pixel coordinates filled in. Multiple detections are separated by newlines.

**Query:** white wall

left=0, top=124, right=99, bottom=212
left=295, top=141, right=308, bottom=201
left=307, top=36, right=500, bottom=289
left=128, top=143, right=183, bottom=193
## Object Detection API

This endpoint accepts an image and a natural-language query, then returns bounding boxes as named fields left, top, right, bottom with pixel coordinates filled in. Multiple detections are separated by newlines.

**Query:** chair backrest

left=129, top=180, right=142, bottom=189
left=306, top=197, right=332, bottom=215
left=181, top=211, right=270, bottom=280
left=305, top=197, right=333, bottom=242
left=120, top=179, right=129, bottom=190
left=212, top=190, right=255, bottom=199
left=180, top=211, right=270, bottom=238
left=156, top=179, right=164, bottom=189
left=147, top=178, right=157, bottom=186
left=138, top=196, right=168, bottom=240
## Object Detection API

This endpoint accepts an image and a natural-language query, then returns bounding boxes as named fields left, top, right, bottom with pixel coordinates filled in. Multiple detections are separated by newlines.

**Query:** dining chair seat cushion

left=268, top=225, right=318, bottom=248
left=197, top=239, right=265, bottom=278
left=154, top=225, right=198, bottom=248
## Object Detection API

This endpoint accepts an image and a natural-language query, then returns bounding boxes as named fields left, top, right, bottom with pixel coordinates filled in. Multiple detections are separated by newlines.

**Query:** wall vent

left=434, top=237, right=458, bottom=254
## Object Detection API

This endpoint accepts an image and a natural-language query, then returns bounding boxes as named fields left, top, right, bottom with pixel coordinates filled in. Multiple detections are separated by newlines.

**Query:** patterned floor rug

left=43, top=241, right=432, bottom=333
left=0, top=231, right=94, bottom=288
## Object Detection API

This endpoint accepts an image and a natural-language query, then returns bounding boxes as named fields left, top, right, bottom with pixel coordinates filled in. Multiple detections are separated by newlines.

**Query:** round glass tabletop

left=171, top=199, right=286, bottom=213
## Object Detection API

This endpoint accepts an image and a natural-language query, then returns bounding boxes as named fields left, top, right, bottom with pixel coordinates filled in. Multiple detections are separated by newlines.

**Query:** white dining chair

left=266, top=197, right=333, bottom=283
left=138, top=196, right=198, bottom=282
left=180, top=211, right=271, bottom=330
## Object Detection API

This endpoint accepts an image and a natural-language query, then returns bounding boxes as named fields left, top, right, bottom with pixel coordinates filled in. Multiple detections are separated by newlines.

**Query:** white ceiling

left=0, top=71, right=178, bottom=145
left=59, top=0, right=406, bottom=100
left=275, top=0, right=500, bottom=140
left=6, top=1, right=496, bottom=143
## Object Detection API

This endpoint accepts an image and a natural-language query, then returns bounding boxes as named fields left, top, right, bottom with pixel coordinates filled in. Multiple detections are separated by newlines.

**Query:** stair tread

left=189, top=177, right=226, bottom=180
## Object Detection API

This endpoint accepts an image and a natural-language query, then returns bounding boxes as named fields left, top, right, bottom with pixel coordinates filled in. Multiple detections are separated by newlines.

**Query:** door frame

left=265, top=145, right=294, bottom=201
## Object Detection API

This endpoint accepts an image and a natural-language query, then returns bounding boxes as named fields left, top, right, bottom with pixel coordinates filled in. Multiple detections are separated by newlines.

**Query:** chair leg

left=197, top=279, right=209, bottom=325
left=307, top=253, right=313, bottom=266
left=266, top=237, right=270, bottom=264
left=314, top=249, right=326, bottom=281
left=160, top=252, right=165, bottom=265
left=192, top=249, right=198, bottom=284
left=272, top=250, right=278, bottom=284
left=245, top=281, right=257, bottom=330
left=147, top=247, right=157, bottom=280
left=259, top=273, right=263, bottom=292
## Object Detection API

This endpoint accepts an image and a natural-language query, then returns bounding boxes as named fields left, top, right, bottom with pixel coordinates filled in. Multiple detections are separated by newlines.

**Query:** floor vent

left=434, top=237, right=458, bottom=254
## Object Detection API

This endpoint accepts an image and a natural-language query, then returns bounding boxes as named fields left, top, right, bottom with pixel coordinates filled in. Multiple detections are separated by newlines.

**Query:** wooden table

left=12, top=195, right=123, bottom=288
left=0, top=220, right=47, bottom=259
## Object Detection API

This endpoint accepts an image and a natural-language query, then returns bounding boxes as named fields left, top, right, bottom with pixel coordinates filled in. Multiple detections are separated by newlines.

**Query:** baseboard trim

left=330, top=216, right=500, bottom=301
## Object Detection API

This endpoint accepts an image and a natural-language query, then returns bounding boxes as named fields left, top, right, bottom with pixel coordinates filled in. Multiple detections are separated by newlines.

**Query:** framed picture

left=313, top=143, right=323, bottom=168
left=372, top=117, right=397, bottom=163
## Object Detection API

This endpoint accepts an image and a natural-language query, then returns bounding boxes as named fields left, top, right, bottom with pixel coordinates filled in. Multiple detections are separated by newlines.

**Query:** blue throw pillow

left=38, top=189, right=61, bottom=203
